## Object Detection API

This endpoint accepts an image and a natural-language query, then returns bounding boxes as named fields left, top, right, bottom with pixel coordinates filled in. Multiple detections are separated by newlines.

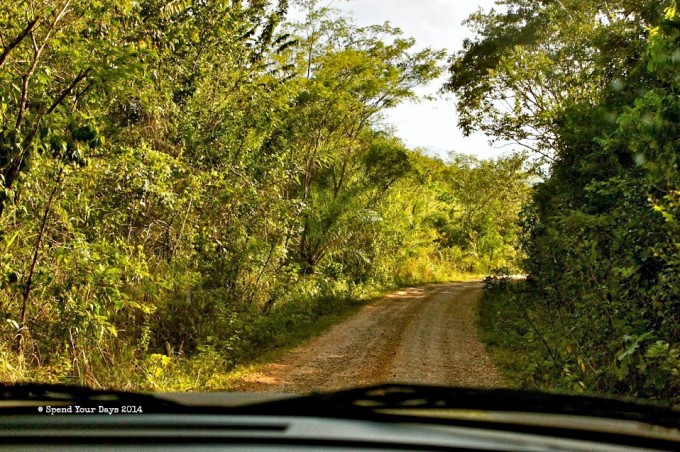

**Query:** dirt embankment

left=235, top=282, right=506, bottom=393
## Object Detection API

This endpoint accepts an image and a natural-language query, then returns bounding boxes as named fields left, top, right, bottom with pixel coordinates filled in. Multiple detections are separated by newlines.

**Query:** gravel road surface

left=236, top=281, right=507, bottom=393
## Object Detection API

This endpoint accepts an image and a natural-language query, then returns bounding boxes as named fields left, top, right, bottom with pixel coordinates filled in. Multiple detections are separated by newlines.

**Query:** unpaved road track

left=237, top=281, right=507, bottom=393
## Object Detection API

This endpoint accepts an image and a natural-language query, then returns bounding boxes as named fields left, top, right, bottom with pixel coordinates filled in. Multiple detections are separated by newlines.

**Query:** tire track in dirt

left=235, top=282, right=506, bottom=393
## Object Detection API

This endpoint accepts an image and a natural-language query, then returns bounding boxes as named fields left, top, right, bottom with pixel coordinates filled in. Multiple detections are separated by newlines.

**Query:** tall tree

left=443, top=0, right=663, bottom=161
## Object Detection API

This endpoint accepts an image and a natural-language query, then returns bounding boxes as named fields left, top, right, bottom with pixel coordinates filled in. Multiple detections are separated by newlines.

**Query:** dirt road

left=236, top=281, right=507, bottom=393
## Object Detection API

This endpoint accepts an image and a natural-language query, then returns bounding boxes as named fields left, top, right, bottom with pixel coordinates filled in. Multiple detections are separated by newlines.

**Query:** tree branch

left=0, top=68, right=92, bottom=219
left=17, top=164, right=65, bottom=358
left=0, top=17, right=41, bottom=70
left=46, top=68, right=91, bottom=115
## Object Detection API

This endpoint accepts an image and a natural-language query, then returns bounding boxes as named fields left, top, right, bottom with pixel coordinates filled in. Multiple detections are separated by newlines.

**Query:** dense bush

left=479, top=281, right=679, bottom=405
left=455, top=0, right=680, bottom=404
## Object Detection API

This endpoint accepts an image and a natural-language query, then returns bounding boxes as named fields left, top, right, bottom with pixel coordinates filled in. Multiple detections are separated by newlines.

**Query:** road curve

left=235, top=281, right=507, bottom=393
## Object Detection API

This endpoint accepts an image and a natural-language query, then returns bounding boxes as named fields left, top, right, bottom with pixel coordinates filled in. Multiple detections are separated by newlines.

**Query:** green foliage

left=444, top=0, right=665, bottom=160
left=459, top=0, right=679, bottom=404
left=480, top=282, right=679, bottom=405
left=0, top=0, right=528, bottom=390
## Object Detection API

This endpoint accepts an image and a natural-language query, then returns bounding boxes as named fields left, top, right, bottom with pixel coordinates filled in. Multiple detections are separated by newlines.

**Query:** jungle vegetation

left=449, top=0, right=680, bottom=404
left=3, top=0, right=676, bottom=404
left=0, top=0, right=528, bottom=389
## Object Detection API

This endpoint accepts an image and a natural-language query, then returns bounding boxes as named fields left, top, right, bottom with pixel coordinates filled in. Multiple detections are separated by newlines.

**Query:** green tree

left=443, top=0, right=663, bottom=161
left=275, top=2, right=445, bottom=276
left=450, top=0, right=679, bottom=401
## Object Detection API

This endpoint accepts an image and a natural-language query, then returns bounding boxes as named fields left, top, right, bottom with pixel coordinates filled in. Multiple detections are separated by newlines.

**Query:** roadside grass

left=477, top=280, right=556, bottom=391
